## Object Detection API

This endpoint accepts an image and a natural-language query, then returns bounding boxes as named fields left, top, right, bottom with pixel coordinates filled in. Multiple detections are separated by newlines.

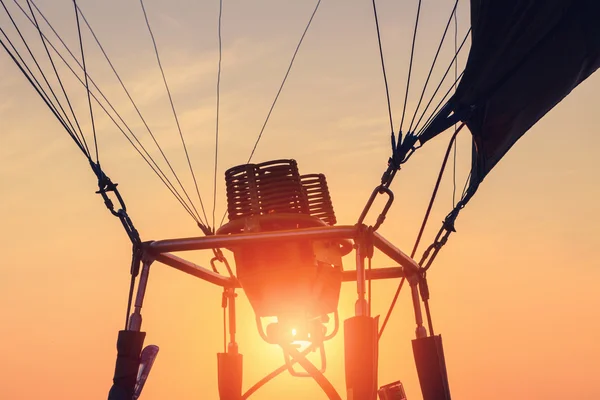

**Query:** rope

left=29, top=0, right=202, bottom=223
left=213, top=0, right=224, bottom=231
left=371, top=0, right=394, bottom=134
left=1, top=15, right=203, bottom=225
left=452, top=6, right=458, bottom=207
left=7, top=0, right=216, bottom=225
left=411, top=122, right=464, bottom=258
left=378, top=276, right=404, bottom=339
left=0, top=0, right=89, bottom=156
left=139, top=0, right=210, bottom=227
left=73, top=0, right=99, bottom=163
left=217, top=0, right=322, bottom=229
left=0, top=20, right=89, bottom=158
left=416, top=68, right=465, bottom=137
left=72, top=2, right=205, bottom=224
left=414, top=28, right=470, bottom=135
left=397, top=0, right=422, bottom=134
left=408, top=0, right=460, bottom=134
left=423, top=297, right=434, bottom=336
left=246, top=0, right=322, bottom=164
left=24, top=0, right=88, bottom=152
left=379, top=122, right=465, bottom=340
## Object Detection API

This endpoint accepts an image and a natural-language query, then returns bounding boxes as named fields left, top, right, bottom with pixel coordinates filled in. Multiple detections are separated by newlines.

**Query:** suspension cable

left=71, top=2, right=204, bottom=224
left=16, top=0, right=202, bottom=223
left=371, top=0, right=394, bottom=135
left=411, top=122, right=464, bottom=258
left=73, top=0, right=99, bottom=164
left=416, top=69, right=464, bottom=138
left=25, top=0, right=88, bottom=153
left=374, top=1, right=460, bottom=189
left=217, top=0, right=322, bottom=229
left=378, top=276, right=404, bottom=339
left=413, top=28, right=470, bottom=135
left=452, top=6, right=458, bottom=207
left=379, top=122, right=465, bottom=340
left=408, top=0, right=459, bottom=134
left=461, top=170, right=471, bottom=200
left=16, top=0, right=86, bottom=149
left=0, top=0, right=88, bottom=154
left=0, top=30, right=89, bottom=158
left=139, top=0, right=210, bottom=228
left=416, top=170, right=473, bottom=336
left=246, top=0, right=322, bottom=164
left=397, top=0, right=422, bottom=134
left=212, top=0, right=224, bottom=231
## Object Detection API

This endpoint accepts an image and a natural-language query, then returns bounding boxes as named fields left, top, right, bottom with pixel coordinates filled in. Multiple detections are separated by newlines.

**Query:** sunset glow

left=1, top=1, right=599, bottom=400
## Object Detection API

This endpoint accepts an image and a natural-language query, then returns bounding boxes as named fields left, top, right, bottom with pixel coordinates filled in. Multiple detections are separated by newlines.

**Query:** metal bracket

left=407, top=271, right=427, bottom=339
left=128, top=254, right=155, bottom=332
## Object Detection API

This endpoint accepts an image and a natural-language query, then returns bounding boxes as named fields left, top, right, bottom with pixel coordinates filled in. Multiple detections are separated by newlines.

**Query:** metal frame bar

left=129, top=225, right=426, bottom=400
left=148, top=225, right=357, bottom=253
left=372, top=232, right=420, bottom=273
left=128, top=257, right=153, bottom=332
left=154, top=253, right=238, bottom=287
left=155, top=250, right=405, bottom=287
left=147, top=225, right=417, bottom=284
left=341, top=267, right=404, bottom=282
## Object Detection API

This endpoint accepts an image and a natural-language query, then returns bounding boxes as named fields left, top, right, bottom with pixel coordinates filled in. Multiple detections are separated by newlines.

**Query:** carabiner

left=357, top=185, right=395, bottom=231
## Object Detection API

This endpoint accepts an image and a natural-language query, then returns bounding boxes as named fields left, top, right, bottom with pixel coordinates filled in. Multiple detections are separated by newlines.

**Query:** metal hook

left=211, top=248, right=235, bottom=277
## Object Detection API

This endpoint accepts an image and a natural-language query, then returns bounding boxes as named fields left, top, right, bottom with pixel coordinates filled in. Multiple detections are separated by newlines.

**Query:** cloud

left=117, top=36, right=281, bottom=108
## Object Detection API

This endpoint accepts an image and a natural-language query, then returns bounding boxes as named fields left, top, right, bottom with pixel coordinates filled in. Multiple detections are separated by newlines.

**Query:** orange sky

left=1, top=1, right=599, bottom=399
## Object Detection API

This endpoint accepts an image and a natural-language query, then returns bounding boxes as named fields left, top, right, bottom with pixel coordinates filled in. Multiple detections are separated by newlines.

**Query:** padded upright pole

left=217, top=352, right=243, bottom=400
left=412, top=335, right=451, bottom=400
left=108, top=330, right=146, bottom=400
left=344, top=316, right=379, bottom=400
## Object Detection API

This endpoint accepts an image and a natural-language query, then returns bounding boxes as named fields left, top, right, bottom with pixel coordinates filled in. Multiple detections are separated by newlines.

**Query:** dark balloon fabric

left=421, top=0, right=600, bottom=187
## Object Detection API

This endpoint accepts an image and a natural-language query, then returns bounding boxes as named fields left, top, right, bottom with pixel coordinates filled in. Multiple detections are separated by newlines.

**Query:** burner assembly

left=218, top=160, right=348, bottom=348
